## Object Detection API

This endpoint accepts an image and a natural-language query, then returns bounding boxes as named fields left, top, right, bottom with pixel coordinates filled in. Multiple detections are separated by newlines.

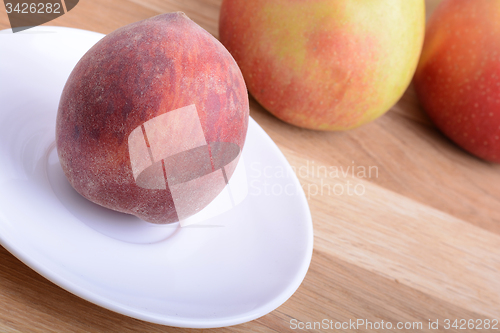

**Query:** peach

left=414, top=0, right=500, bottom=163
left=219, top=0, right=425, bottom=130
left=56, top=13, right=249, bottom=224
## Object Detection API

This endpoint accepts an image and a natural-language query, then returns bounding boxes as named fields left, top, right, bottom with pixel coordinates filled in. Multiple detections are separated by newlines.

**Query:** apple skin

left=56, top=13, right=249, bottom=224
left=414, top=0, right=500, bottom=163
left=219, top=0, right=425, bottom=130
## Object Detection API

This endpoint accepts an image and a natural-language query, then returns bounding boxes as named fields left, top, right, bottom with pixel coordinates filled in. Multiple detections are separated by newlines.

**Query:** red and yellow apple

left=56, top=13, right=249, bottom=224
left=414, top=0, right=500, bottom=163
left=219, top=0, right=425, bottom=130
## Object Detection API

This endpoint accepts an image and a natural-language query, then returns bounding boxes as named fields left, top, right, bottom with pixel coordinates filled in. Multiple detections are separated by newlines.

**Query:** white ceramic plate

left=0, top=26, right=313, bottom=328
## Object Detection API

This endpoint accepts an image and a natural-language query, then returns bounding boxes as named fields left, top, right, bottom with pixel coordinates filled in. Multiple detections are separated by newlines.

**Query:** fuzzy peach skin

left=56, top=13, right=249, bottom=224
left=219, top=0, right=425, bottom=130
left=414, top=0, right=500, bottom=163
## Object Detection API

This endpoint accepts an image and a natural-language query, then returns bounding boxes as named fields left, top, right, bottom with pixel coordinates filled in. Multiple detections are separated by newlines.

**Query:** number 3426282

left=5, top=3, right=61, bottom=14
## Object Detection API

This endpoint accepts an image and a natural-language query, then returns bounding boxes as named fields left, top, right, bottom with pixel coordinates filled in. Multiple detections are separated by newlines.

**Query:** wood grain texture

left=1, top=0, right=499, bottom=332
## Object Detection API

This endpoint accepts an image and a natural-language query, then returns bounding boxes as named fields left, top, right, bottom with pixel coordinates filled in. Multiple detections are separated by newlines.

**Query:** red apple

left=414, top=0, right=500, bottom=163
left=56, top=13, right=249, bottom=224
left=219, top=0, right=425, bottom=130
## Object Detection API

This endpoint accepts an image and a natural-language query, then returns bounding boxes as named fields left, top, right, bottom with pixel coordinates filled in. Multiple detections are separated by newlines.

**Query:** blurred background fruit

left=414, top=0, right=500, bottom=163
left=219, top=0, right=425, bottom=131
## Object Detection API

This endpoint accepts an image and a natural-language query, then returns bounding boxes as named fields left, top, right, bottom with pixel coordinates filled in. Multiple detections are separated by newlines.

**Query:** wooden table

left=1, top=0, right=499, bottom=332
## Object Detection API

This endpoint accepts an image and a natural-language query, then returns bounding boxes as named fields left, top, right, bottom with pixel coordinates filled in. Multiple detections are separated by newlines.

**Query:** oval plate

left=0, top=26, right=313, bottom=328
